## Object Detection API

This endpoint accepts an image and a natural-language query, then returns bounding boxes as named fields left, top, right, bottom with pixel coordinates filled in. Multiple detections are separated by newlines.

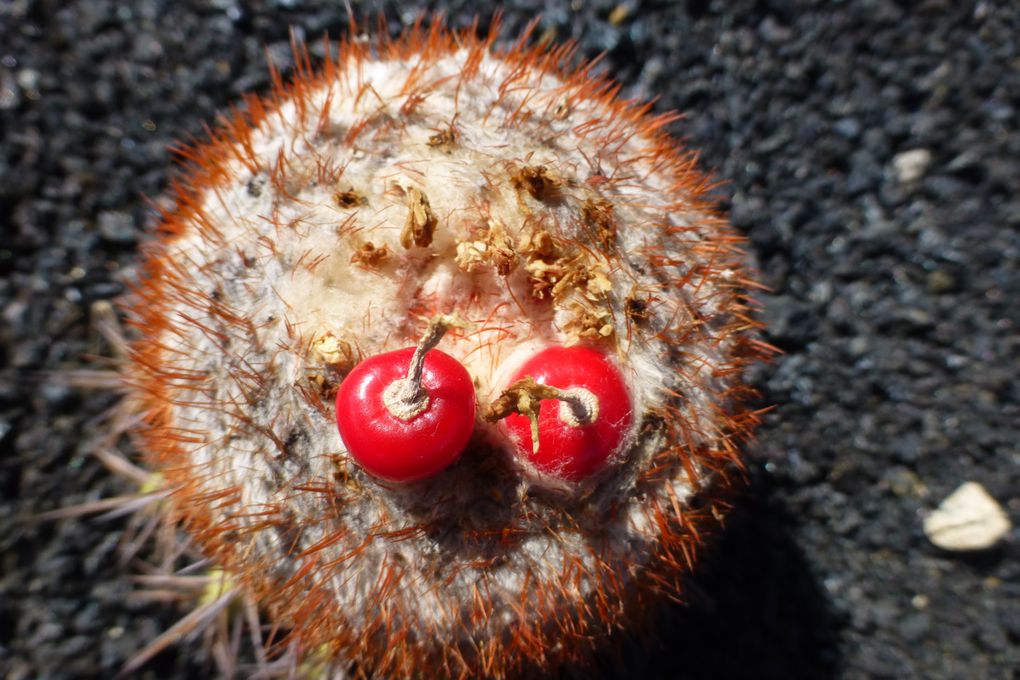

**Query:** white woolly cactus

left=118, top=17, right=768, bottom=679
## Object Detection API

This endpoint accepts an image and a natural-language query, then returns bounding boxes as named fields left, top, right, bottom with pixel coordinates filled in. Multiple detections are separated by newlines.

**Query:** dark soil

left=2, top=1, right=1017, bottom=678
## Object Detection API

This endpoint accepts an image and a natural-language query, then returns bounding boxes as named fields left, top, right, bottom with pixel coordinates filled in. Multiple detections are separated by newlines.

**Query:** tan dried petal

left=454, top=221, right=517, bottom=275
left=401, top=187, right=437, bottom=249
left=454, top=240, right=488, bottom=272
left=581, top=197, right=617, bottom=251
left=311, top=332, right=355, bottom=370
left=510, top=164, right=561, bottom=200
left=350, top=241, right=389, bottom=268
left=427, top=126, right=457, bottom=150
left=563, top=303, right=615, bottom=344
left=517, top=227, right=559, bottom=260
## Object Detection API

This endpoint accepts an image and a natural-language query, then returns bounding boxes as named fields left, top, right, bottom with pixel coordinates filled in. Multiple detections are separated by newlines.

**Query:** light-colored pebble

left=923, top=482, right=1011, bottom=551
left=892, top=148, right=932, bottom=183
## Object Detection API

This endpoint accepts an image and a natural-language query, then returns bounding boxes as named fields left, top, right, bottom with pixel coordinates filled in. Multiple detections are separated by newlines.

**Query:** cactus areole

left=122, top=18, right=769, bottom=679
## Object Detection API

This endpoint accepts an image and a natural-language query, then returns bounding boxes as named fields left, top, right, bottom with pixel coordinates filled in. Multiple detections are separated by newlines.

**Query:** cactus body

left=123, top=20, right=768, bottom=679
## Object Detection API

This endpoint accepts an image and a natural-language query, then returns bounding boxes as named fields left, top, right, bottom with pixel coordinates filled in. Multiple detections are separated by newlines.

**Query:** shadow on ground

left=594, top=474, right=843, bottom=680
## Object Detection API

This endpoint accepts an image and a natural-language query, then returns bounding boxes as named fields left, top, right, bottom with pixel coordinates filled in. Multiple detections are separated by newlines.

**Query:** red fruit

left=335, top=344, right=476, bottom=483
left=502, top=346, right=632, bottom=482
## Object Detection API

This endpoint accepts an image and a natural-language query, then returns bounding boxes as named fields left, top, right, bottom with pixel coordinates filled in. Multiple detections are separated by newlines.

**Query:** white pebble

left=923, top=482, right=1011, bottom=551
left=892, top=148, right=932, bottom=183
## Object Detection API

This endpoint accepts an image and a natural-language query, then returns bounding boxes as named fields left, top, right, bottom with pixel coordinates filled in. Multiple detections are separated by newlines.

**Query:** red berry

left=502, top=346, right=632, bottom=482
left=335, top=347, right=476, bottom=482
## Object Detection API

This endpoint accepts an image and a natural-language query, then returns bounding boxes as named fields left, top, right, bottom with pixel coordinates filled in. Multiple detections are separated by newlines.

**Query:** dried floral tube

left=117, top=17, right=771, bottom=680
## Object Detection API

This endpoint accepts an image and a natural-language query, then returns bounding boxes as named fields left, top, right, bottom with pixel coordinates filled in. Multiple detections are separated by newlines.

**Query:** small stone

left=15, top=68, right=39, bottom=91
left=833, top=117, right=861, bottom=138
left=759, top=16, right=793, bottom=44
left=0, top=69, right=20, bottom=110
left=96, top=211, right=138, bottom=244
left=883, top=467, right=928, bottom=497
left=926, top=268, right=957, bottom=294
left=923, top=482, right=1012, bottom=551
left=608, top=4, right=631, bottom=26
left=892, top=148, right=932, bottom=184
left=898, top=612, right=931, bottom=643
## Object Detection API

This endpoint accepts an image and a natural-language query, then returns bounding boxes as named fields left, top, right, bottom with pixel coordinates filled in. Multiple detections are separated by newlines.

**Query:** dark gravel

left=2, top=1, right=1018, bottom=678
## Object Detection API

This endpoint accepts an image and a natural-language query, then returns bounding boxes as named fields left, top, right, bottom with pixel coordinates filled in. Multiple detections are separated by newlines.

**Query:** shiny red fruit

left=335, top=347, right=476, bottom=482
left=503, top=346, right=632, bottom=482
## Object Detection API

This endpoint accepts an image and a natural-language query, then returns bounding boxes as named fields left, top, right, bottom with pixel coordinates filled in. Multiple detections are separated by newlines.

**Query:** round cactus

left=120, top=18, right=769, bottom=679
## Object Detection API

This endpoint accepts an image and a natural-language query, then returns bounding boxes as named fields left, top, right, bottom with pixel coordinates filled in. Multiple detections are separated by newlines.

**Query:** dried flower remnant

left=92, top=17, right=770, bottom=680
left=349, top=241, right=390, bottom=268
left=400, top=186, right=438, bottom=249
left=510, top=164, right=562, bottom=201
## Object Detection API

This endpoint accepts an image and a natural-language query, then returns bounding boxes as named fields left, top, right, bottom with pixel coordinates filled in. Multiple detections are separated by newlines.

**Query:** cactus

left=116, top=18, right=769, bottom=679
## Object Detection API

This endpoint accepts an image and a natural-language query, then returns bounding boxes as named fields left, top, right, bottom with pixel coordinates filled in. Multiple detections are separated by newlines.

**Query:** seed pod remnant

left=120, top=17, right=770, bottom=679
